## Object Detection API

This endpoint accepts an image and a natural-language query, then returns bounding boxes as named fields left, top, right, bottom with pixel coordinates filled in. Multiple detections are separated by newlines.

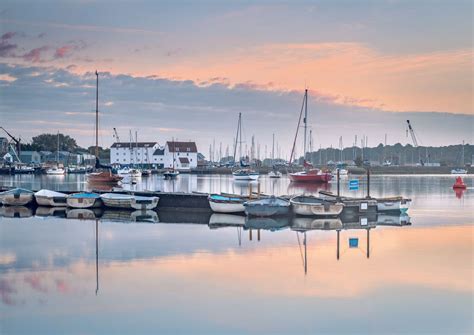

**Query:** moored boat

left=163, top=170, right=179, bottom=179
left=0, top=188, right=34, bottom=206
left=289, top=168, right=331, bottom=183
left=451, top=168, right=467, bottom=175
left=117, top=167, right=142, bottom=177
left=290, top=195, right=344, bottom=216
left=232, top=169, right=259, bottom=181
left=87, top=171, right=123, bottom=184
left=66, top=192, right=102, bottom=208
left=244, top=196, right=290, bottom=217
left=34, top=189, right=68, bottom=207
left=46, top=167, right=65, bottom=175
left=101, top=193, right=159, bottom=210
left=376, top=197, right=411, bottom=213
left=208, top=194, right=246, bottom=213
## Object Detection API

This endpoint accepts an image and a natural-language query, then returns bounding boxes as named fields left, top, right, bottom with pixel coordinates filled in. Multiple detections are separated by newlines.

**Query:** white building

left=160, top=141, right=198, bottom=170
left=111, top=141, right=198, bottom=170
left=111, top=142, right=159, bottom=166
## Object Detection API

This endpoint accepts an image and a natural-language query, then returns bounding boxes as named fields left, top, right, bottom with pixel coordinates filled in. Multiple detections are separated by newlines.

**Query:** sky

left=0, top=0, right=472, bottom=158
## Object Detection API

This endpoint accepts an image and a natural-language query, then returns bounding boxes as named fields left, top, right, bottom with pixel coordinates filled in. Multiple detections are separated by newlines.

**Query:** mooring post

left=367, top=228, right=370, bottom=259
left=249, top=183, right=253, bottom=199
left=258, top=229, right=260, bottom=241
left=257, top=182, right=261, bottom=198
left=336, top=230, right=340, bottom=260
left=337, top=168, right=340, bottom=199
left=366, top=168, right=370, bottom=199
left=249, top=229, right=252, bottom=241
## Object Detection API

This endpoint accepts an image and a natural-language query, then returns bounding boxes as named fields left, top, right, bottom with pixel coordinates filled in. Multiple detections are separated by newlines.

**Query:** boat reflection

left=287, top=181, right=331, bottom=195
left=245, top=216, right=290, bottom=231
left=67, top=208, right=103, bottom=220
left=0, top=205, right=33, bottom=218
left=36, top=206, right=67, bottom=218
left=453, top=188, right=465, bottom=199
left=101, top=209, right=159, bottom=223
left=208, top=213, right=245, bottom=228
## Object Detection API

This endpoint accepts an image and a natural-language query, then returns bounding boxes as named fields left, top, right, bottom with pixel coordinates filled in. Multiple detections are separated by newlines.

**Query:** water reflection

left=0, top=175, right=472, bottom=334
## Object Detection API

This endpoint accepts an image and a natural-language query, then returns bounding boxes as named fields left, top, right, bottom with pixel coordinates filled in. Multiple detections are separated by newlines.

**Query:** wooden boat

left=244, top=196, right=290, bottom=217
left=34, top=189, right=68, bottom=207
left=208, top=194, right=246, bottom=213
left=0, top=188, right=34, bottom=206
left=100, top=193, right=159, bottom=210
left=290, top=195, right=344, bottom=216
left=232, top=169, right=259, bottom=180
left=87, top=71, right=122, bottom=185
left=87, top=171, right=123, bottom=184
left=66, top=192, right=102, bottom=208
left=0, top=205, right=33, bottom=218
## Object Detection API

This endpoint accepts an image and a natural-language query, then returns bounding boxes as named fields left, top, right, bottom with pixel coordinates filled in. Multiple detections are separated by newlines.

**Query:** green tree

left=31, top=133, right=81, bottom=152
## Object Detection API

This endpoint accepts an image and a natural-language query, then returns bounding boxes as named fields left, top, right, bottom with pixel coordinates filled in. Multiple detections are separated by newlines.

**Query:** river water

left=0, top=174, right=472, bottom=334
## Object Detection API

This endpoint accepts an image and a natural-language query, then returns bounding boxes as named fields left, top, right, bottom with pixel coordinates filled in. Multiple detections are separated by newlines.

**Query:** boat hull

left=101, top=193, right=159, bottom=210
left=0, top=188, right=34, bottom=206
left=87, top=171, right=122, bottom=184
left=244, top=197, right=290, bottom=217
left=34, top=190, right=68, bottom=207
left=67, top=193, right=102, bottom=208
left=289, top=172, right=331, bottom=183
left=208, top=194, right=245, bottom=213
left=290, top=196, right=343, bottom=216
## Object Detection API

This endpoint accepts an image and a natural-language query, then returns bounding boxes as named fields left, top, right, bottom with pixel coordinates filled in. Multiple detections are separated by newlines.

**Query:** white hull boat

left=376, top=197, right=411, bottom=212
left=67, top=192, right=102, bottom=208
left=451, top=168, right=467, bottom=175
left=290, top=195, right=344, bottom=216
left=35, top=189, right=68, bottom=207
left=0, top=188, right=34, bottom=206
left=101, top=193, right=159, bottom=210
left=117, top=167, right=142, bottom=177
left=46, top=167, right=65, bottom=175
left=232, top=169, right=259, bottom=181
left=208, top=194, right=246, bottom=213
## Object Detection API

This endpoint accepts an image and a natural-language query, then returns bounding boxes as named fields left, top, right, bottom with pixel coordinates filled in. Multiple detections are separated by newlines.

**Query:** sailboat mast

left=272, top=133, right=275, bottom=163
left=56, top=131, right=59, bottom=164
left=232, top=113, right=241, bottom=163
left=95, top=70, right=99, bottom=158
left=303, top=89, right=308, bottom=161
left=239, top=114, right=243, bottom=161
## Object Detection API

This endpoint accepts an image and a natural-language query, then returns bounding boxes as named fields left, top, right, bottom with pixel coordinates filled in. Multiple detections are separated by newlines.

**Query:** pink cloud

left=54, top=40, right=86, bottom=59
left=22, top=46, right=49, bottom=63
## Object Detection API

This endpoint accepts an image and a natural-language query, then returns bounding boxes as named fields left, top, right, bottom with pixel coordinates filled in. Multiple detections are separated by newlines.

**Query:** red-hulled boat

left=289, top=161, right=331, bottom=183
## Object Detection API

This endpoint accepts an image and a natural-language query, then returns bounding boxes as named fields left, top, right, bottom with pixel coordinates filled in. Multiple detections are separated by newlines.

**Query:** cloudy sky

left=0, top=0, right=472, bottom=157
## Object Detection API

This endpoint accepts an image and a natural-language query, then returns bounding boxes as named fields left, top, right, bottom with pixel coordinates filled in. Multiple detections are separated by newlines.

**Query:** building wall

left=111, top=144, right=158, bottom=166
left=163, top=143, right=197, bottom=170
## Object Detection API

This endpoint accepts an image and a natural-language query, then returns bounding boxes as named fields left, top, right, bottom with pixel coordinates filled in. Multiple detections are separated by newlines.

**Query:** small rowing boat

left=35, top=189, right=68, bottom=207
left=290, top=195, right=344, bottom=216
left=244, top=196, right=290, bottom=217
left=100, top=193, right=159, bottom=210
left=0, top=188, right=34, bottom=206
left=208, top=194, right=246, bottom=213
left=66, top=192, right=102, bottom=208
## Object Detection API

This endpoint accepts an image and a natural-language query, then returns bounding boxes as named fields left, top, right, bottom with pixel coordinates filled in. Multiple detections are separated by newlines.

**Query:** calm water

left=0, top=174, right=472, bottom=334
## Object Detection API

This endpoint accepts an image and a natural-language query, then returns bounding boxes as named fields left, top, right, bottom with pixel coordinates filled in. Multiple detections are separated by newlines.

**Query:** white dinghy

left=0, top=188, right=34, bottom=206
left=67, top=192, right=102, bottom=209
left=35, top=189, right=68, bottom=207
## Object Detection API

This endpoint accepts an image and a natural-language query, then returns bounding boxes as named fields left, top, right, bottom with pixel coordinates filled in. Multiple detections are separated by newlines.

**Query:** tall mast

left=303, top=89, right=308, bottom=160
left=272, top=133, right=275, bottom=163
left=95, top=70, right=99, bottom=158
left=57, top=131, right=59, bottom=166
left=239, top=114, right=242, bottom=161
left=232, top=113, right=241, bottom=163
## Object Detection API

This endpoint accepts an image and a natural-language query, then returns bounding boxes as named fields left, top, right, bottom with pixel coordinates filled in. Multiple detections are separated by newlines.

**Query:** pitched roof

left=179, top=157, right=190, bottom=164
left=111, top=142, right=157, bottom=148
left=153, top=148, right=165, bottom=155
left=167, top=141, right=197, bottom=153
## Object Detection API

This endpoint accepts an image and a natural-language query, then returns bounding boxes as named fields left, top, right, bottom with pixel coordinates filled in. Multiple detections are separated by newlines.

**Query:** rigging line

left=289, top=92, right=306, bottom=165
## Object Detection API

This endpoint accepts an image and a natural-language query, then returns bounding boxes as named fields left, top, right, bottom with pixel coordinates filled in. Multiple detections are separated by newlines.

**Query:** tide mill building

left=110, top=141, right=198, bottom=170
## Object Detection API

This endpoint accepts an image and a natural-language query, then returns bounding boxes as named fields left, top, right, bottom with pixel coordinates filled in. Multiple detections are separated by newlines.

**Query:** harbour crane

left=113, top=127, right=120, bottom=143
left=0, top=126, right=22, bottom=162
left=406, top=120, right=424, bottom=166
